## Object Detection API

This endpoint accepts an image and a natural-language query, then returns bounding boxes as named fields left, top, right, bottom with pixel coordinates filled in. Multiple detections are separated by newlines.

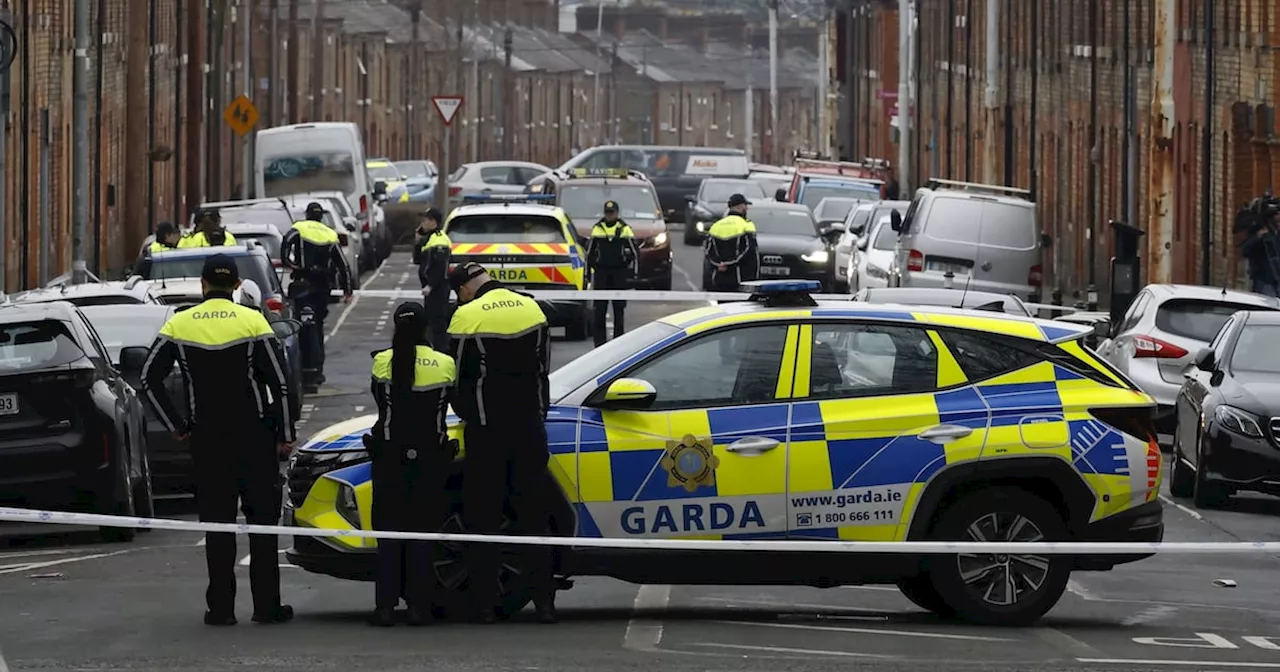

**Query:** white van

left=254, top=122, right=380, bottom=239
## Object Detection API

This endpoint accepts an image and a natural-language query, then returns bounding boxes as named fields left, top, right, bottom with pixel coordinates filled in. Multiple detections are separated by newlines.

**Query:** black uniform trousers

left=462, top=420, right=555, bottom=611
left=192, top=424, right=282, bottom=617
left=591, top=269, right=631, bottom=347
left=372, top=444, right=451, bottom=610
left=422, top=292, right=451, bottom=352
left=290, top=277, right=331, bottom=376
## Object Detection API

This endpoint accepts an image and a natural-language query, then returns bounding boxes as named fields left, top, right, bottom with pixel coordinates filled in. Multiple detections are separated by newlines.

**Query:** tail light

left=361, top=222, right=371, bottom=233
left=34, top=369, right=97, bottom=388
left=338, top=233, right=350, bottom=246
left=359, top=195, right=368, bottom=215
left=1090, top=407, right=1162, bottom=494
left=906, top=249, right=924, bottom=272
left=265, top=297, right=285, bottom=316
left=448, top=186, right=461, bottom=197
left=271, top=258, right=282, bottom=268
left=1028, top=264, right=1043, bottom=286
left=1132, top=334, right=1188, bottom=359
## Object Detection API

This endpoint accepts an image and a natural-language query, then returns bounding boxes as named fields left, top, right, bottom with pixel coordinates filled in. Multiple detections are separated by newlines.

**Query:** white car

left=833, top=200, right=908, bottom=292
left=847, top=215, right=897, bottom=293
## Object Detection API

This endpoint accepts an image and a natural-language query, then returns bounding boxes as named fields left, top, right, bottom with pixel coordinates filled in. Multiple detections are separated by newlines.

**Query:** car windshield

left=233, top=233, right=282, bottom=259
left=750, top=208, right=818, bottom=236
left=219, top=207, right=292, bottom=232
left=558, top=185, right=661, bottom=220
left=63, top=295, right=144, bottom=307
left=262, top=150, right=357, bottom=198
left=367, top=163, right=401, bottom=181
left=1155, top=299, right=1268, bottom=343
left=871, top=219, right=898, bottom=250
left=0, top=320, right=85, bottom=371
left=548, top=320, right=681, bottom=400
left=801, top=183, right=880, bottom=209
left=446, top=214, right=567, bottom=243
left=393, top=162, right=433, bottom=179
left=79, top=308, right=169, bottom=361
left=701, top=180, right=767, bottom=203
left=815, top=198, right=860, bottom=222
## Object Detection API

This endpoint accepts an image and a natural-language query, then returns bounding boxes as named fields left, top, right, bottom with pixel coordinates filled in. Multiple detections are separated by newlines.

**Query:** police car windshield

left=701, top=180, right=767, bottom=203
left=801, top=183, right=880, bottom=209
left=367, top=163, right=401, bottom=181
left=548, top=320, right=680, bottom=401
left=447, top=214, right=567, bottom=243
left=558, top=185, right=660, bottom=220
left=749, top=208, right=820, bottom=236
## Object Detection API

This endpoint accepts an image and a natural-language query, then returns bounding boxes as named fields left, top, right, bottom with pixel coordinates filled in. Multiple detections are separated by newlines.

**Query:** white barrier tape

left=329, top=288, right=1081, bottom=314
left=0, top=506, right=1262, bottom=554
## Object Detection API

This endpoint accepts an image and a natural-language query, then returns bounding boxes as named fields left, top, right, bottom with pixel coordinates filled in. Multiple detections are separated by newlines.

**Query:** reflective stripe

left=591, top=223, right=635, bottom=239
left=158, top=298, right=275, bottom=348
left=140, top=340, right=177, bottom=432
left=420, top=231, right=452, bottom=251
left=475, top=339, right=488, bottom=425
left=259, top=338, right=292, bottom=438
left=291, top=219, right=340, bottom=245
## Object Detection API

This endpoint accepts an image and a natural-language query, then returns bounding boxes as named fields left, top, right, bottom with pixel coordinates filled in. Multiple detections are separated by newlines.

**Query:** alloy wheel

left=955, top=512, right=1051, bottom=606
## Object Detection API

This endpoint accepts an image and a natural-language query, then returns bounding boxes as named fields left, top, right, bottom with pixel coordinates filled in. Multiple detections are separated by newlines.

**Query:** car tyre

left=924, top=487, right=1070, bottom=626
left=435, top=498, right=535, bottom=619
left=1169, top=429, right=1194, bottom=498
left=1192, top=433, right=1228, bottom=508
left=100, top=446, right=137, bottom=543
left=132, top=441, right=156, bottom=525
left=896, top=576, right=955, bottom=617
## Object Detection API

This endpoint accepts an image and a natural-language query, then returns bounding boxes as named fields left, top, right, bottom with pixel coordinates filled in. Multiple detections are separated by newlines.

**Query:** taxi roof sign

left=569, top=167, right=632, bottom=178
left=742, top=279, right=821, bottom=307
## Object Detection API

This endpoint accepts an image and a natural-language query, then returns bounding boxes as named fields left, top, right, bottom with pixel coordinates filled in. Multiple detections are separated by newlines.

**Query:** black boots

left=370, top=605, right=432, bottom=627
left=251, top=604, right=295, bottom=624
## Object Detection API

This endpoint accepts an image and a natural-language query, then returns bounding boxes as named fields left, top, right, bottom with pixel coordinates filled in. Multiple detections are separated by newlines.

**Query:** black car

left=702, top=202, right=840, bottom=291
left=1172, top=310, right=1280, bottom=507
left=0, top=301, right=153, bottom=541
left=682, top=178, right=770, bottom=245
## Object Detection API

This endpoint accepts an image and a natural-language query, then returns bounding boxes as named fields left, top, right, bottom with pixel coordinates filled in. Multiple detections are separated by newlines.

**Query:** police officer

left=365, top=302, right=457, bottom=627
left=139, top=254, right=296, bottom=626
left=134, top=221, right=181, bottom=277
left=282, top=202, right=354, bottom=388
left=411, top=207, right=451, bottom=349
left=447, top=262, right=557, bottom=625
left=704, top=194, right=756, bottom=291
left=586, top=200, right=639, bottom=347
left=179, top=208, right=238, bottom=248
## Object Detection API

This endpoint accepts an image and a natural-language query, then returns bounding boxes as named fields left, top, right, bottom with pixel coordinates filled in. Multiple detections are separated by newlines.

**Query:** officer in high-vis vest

left=446, top=262, right=558, bottom=625
left=134, top=221, right=181, bottom=278
left=586, top=200, right=639, bottom=347
left=282, top=202, right=354, bottom=387
left=365, top=301, right=457, bottom=627
left=138, top=254, right=296, bottom=627
left=178, top=208, right=238, bottom=248
left=411, top=207, right=451, bottom=349
left=704, top=193, right=757, bottom=291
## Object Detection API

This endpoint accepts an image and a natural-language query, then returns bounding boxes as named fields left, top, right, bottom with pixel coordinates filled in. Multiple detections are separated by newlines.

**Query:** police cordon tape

left=330, top=288, right=1082, bottom=315
left=1, top=506, right=1273, bottom=554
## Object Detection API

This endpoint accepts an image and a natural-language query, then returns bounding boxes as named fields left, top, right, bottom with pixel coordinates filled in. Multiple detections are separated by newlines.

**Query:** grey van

left=887, top=179, right=1043, bottom=301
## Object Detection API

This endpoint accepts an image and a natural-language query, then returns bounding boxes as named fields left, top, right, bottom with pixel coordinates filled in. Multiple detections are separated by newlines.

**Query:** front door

left=576, top=323, right=797, bottom=540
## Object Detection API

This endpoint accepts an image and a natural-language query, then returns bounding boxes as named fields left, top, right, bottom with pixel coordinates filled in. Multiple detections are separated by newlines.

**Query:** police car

left=283, top=280, right=1163, bottom=626
left=442, top=194, right=591, bottom=340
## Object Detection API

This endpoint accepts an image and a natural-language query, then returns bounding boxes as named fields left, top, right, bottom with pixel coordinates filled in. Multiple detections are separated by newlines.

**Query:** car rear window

left=79, top=309, right=170, bottom=361
left=147, top=255, right=275, bottom=292
left=446, top=215, right=567, bottom=243
left=66, top=295, right=144, bottom=308
left=1155, top=300, right=1266, bottom=342
left=217, top=207, right=292, bottom=231
left=0, top=320, right=85, bottom=371
left=923, top=198, right=1035, bottom=248
left=237, top=233, right=282, bottom=258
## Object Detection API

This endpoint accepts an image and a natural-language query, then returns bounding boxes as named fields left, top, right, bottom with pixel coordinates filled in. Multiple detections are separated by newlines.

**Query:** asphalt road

left=4, top=238, right=1280, bottom=671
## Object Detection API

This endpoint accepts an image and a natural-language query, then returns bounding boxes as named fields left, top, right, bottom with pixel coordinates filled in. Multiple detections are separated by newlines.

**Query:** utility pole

left=120, top=0, right=148, bottom=279
left=241, top=0, right=252, bottom=193
left=897, top=0, right=912, bottom=192
left=186, top=0, right=207, bottom=222
left=1200, top=0, right=1214, bottom=284
left=767, top=0, right=778, bottom=163
left=311, top=0, right=324, bottom=120
left=409, top=1, right=420, bottom=157
left=817, top=4, right=830, bottom=156
left=593, top=1, right=605, bottom=146
left=1087, top=0, right=1099, bottom=293
left=1147, top=0, right=1175, bottom=285
left=610, top=41, right=619, bottom=143
left=981, top=0, right=998, bottom=185
left=287, top=0, right=298, bottom=123
left=269, top=0, right=279, bottom=125
left=502, top=27, right=513, bottom=156
left=1001, top=0, right=1013, bottom=186
left=0, top=4, right=11, bottom=288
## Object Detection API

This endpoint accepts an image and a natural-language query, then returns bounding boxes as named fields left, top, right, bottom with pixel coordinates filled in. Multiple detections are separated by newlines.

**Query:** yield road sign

left=224, top=94, right=259, bottom=137
left=432, top=96, right=464, bottom=126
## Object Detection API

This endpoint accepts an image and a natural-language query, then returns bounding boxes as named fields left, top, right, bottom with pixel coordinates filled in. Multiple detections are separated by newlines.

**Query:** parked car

left=852, top=287, right=1034, bottom=316
left=391, top=159, right=438, bottom=204
left=223, top=222, right=285, bottom=275
left=1172, top=310, right=1280, bottom=507
left=0, top=301, right=153, bottom=541
left=813, top=197, right=863, bottom=229
left=287, top=189, right=385, bottom=268
left=135, top=244, right=292, bottom=319
left=1052, top=311, right=1112, bottom=349
left=682, top=178, right=769, bottom=245
left=11, top=277, right=162, bottom=307
left=846, top=215, right=898, bottom=293
left=558, top=145, right=749, bottom=222
left=793, top=176, right=882, bottom=212
left=834, top=201, right=909, bottom=292
left=748, top=171, right=794, bottom=199
left=1095, top=284, right=1280, bottom=438
left=702, top=202, right=840, bottom=290
left=448, top=161, right=554, bottom=210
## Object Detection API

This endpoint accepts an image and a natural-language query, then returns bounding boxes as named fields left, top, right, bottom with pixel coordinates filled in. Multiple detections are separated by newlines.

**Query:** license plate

left=925, top=260, right=969, bottom=275
left=0, top=393, right=18, bottom=416
left=760, top=266, right=790, bottom=276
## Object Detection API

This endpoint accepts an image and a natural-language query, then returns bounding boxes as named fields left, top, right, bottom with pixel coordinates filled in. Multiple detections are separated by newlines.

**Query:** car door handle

left=726, top=436, right=780, bottom=453
left=917, top=424, right=974, bottom=444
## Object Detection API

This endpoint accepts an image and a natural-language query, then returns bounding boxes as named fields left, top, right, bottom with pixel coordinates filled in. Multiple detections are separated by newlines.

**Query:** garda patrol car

left=283, top=280, right=1163, bottom=626
left=442, top=194, right=591, bottom=340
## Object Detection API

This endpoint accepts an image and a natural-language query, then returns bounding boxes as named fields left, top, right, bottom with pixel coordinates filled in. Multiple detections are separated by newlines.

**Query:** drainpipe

left=1146, top=0, right=1175, bottom=285
left=981, top=0, right=998, bottom=185
left=1200, top=0, right=1214, bottom=284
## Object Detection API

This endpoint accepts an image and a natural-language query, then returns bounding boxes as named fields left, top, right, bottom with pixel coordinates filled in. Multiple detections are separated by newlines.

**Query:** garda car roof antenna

left=959, top=270, right=973, bottom=308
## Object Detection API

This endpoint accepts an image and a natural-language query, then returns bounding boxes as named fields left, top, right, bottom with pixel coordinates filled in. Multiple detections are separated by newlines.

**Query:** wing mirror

left=889, top=210, right=903, bottom=233
left=854, top=235, right=867, bottom=250
left=343, top=216, right=358, bottom=232
left=118, top=346, right=150, bottom=376
left=373, top=180, right=388, bottom=196
left=774, top=188, right=788, bottom=202
left=1193, top=347, right=1215, bottom=372
left=596, top=377, right=657, bottom=411
left=684, top=194, right=698, bottom=203
left=1091, top=321, right=1109, bottom=342
left=272, top=318, right=303, bottom=340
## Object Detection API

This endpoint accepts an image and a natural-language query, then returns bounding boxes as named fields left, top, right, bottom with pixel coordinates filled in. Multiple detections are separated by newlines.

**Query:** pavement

left=4, top=237, right=1280, bottom=671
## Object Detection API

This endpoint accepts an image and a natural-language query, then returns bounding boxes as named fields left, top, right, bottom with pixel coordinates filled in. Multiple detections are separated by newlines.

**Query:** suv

left=135, top=244, right=291, bottom=318
left=529, top=168, right=672, bottom=290
left=888, top=179, right=1044, bottom=302
left=11, top=277, right=162, bottom=307
left=0, top=301, right=153, bottom=542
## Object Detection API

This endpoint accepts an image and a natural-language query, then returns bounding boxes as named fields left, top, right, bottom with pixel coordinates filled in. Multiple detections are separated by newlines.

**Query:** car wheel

left=100, top=446, right=137, bottom=543
left=924, top=487, right=1070, bottom=626
left=435, top=501, right=535, bottom=619
left=1169, top=430, right=1194, bottom=498
left=896, top=575, right=956, bottom=617
left=132, top=440, right=156, bottom=524
left=1192, top=433, right=1228, bottom=508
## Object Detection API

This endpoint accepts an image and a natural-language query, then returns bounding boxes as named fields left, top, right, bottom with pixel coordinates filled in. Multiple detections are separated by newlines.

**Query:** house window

left=683, top=93, right=693, bottom=129
left=667, top=95, right=677, bottom=131
left=711, top=93, right=719, bottom=128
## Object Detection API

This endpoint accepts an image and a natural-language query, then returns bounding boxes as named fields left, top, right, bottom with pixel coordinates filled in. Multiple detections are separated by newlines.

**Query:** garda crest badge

left=662, top=435, right=719, bottom=492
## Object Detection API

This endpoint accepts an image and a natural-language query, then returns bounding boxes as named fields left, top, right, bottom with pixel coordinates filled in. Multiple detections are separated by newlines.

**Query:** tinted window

left=366, top=163, right=401, bottom=181
left=236, top=233, right=282, bottom=259
left=871, top=220, right=898, bottom=250
left=559, top=185, right=661, bottom=220
left=1156, top=300, right=1266, bottom=342
left=627, top=325, right=789, bottom=409
left=450, top=165, right=469, bottom=182
left=800, top=184, right=878, bottom=209
left=446, top=215, right=567, bottom=244
left=218, top=207, right=293, bottom=231
left=937, top=330, right=1041, bottom=382
left=261, top=150, right=356, bottom=199
left=80, top=309, right=169, bottom=361
left=701, top=180, right=767, bottom=203
left=924, top=198, right=1035, bottom=248
left=0, top=321, right=85, bottom=371
left=847, top=208, right=872, bottom=234
left=815, top=199, right=859, bottom=223
left=751, top=175, right=792, bottom=195
left=807, top=324, right=938, bottom=398
left=750, top=208, right=818, bottom=236
left=1230, top=325, right=1280, bottom=373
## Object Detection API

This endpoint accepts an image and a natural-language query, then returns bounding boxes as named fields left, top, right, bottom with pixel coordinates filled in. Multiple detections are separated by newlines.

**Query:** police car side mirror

left=118, top=346, right=150, bottom=376
left=594, top=377, right=657, bottom=411
left=889, top=210, right=903, bottom=233
left=272, top=318, right=303, bottom=340
left=684, top=194, right=697, bottom=203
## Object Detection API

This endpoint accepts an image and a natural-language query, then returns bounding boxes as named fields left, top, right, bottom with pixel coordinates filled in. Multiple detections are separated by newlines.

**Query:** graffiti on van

left=262, top=152, right=357, bottom=198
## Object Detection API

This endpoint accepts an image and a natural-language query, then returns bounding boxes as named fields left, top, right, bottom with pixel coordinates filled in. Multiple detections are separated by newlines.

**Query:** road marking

left=1078, top=658, right=1280, bottom=668
left=0, top=548, right=139, bottom=575
left=695, top=595, right=889, bottom=616
left=1067, top=579, right=1095, bottom=600
left=1159, top=494, right=1204, bottom=521
left=0, top=548, right=82, bottom=560
left=238, top=549, right=295, bottom=568
left=689, top=642, right=892, bottom=658
left=707, top=619, right=1015, bottom=642
left=671, top=263, right=715, bottom=306
left=1121, top=604, right=1179, bottom=626
left=330, top=258, right=389, bottom=338
left=1034, top=627, right=1105, bottom=657
left=623, top=584, right=670, bottom=652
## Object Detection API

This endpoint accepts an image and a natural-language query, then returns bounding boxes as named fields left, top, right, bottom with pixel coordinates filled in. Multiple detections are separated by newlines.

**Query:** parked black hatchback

left=0, top=301, right=153, bottom=542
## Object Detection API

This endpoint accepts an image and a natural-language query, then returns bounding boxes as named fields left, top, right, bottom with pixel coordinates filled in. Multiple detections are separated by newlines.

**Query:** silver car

left=1096, top=284, right=1280, bottom=437
left=834, top=200, right=908, bottom=291
left=847, top=215, right=900, bottom=293
left=448, top=161, right=553, bottom=209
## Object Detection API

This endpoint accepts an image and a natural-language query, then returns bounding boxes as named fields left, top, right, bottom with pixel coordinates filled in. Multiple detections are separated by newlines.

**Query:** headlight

left=801, top=250, right=830, bottom=264
left=336, top=483, right=361, bottom=528
left=649, top=232, right=668, bottom=247
left=696, top=221, right=707, bottom=232
left=1215, top=405, right=1265, bottom=438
